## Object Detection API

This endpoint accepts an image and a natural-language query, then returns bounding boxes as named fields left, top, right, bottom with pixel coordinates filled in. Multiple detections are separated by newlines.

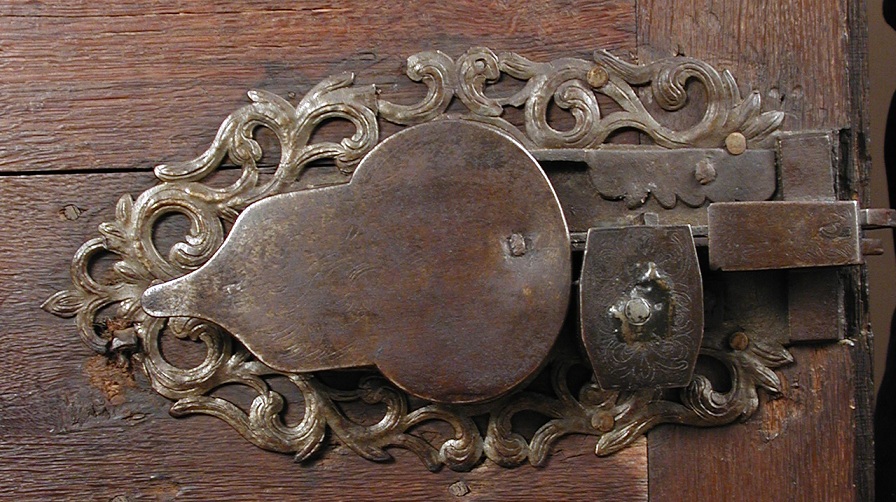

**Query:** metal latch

left=575, top=201, right=896, bottom=392
left=707, top=201, right=894, bottom=271
left=580, top=225, right=702, bottom=390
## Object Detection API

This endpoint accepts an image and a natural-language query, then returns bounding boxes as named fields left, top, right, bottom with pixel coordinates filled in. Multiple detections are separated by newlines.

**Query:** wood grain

left=638, top=0, right=850, bottom=132
left=0, top=0, right=636, bottom=174
left=640, top=2, right=873, bottom=499
left=0, top=1, right=874, bottom=499
left=0, top=172, right=648, bottom=500
left=648, top=344, right=858, bottom=502
left=843, top=2, right=874, bottom=498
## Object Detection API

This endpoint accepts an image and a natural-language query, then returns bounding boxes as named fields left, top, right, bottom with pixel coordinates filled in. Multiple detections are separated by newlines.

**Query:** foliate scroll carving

left=486, top=332, right=792, bottom=465
left=375, top=47, right=784, bottom=150
left=44, top=47, right=790, bottom=471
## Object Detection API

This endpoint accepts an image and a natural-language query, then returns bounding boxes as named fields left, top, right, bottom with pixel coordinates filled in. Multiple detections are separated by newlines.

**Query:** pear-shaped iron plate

left=143, top=120, right=571, bottom=404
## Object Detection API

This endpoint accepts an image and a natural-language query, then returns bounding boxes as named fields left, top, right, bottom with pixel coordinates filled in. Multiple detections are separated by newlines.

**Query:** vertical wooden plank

left=648, top=344, right=857, bottom=501
left=637, top=0, right=850, bottom=132
left=641, top=1, right=872, bottom=499
left=844, top=0, right=875, bottom=497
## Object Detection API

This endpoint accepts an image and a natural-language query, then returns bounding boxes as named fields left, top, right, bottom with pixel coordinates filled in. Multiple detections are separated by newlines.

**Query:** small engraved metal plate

left=580, top=226, right=703, bottom=390
left=708, top=201, right=861, bottom=271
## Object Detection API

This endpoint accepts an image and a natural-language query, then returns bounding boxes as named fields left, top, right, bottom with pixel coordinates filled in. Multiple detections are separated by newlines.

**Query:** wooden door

left=0, top=1, right=872, bottom=500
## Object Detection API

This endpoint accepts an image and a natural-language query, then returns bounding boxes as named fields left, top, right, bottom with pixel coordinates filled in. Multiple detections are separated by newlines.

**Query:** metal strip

left=708, top=201, right=861, bottom=271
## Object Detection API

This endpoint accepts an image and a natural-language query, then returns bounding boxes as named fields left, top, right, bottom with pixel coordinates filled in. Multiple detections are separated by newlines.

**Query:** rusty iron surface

left=142, top=119, right=571, bottom=404
left=788, top=269, right=844, bottom=343
left=777, top=132, right=836, bottom=202
left=708, top=201, right=861, bottom=271
left=535, top=147, right=776, bottom=212
left=861, top=207, right=896, bottom=228
left=579, top=225, right=703, bottom=390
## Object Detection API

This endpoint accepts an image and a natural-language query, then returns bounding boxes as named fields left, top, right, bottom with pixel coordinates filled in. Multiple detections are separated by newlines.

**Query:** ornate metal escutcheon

left=580, top=225, right=703, bottom=390
left=43, top=47, right=895, bottom=471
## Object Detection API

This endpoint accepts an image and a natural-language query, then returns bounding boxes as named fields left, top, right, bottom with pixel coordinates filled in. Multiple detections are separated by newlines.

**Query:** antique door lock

left=44, top=47, right=892, bottom=471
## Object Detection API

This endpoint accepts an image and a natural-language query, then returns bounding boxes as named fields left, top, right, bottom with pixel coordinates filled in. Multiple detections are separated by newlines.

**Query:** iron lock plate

left=580, top=225, right=703, bottom=390
left=142, top=119, right=573, bottom=405
left=43, top=47, right=881, bottom=471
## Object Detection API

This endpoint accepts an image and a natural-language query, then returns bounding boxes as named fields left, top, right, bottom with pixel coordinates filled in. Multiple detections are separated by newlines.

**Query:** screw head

left=448, top=481, right=471, bottom=497
left=729, top=331, right=750, bottom=351
left=624, top=297, right=652, bottom=325
left=591, top=411, right=616, bottom=433
left=694, top=159, right=717, bottom=185
left=507, top=233, right=527, bottom=256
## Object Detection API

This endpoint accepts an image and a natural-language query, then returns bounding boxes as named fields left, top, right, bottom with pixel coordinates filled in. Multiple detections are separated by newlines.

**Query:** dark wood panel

left=0, top=172, right=648, bottom=500
left=648, top=344, right=857, bottom=502
left=1, top=431, right=646, bottom=501
left=842, top=1, right=873, bottom=497
left=0, top=1, right=636, bottom=173
left=637, top=0, right=850, bottom=132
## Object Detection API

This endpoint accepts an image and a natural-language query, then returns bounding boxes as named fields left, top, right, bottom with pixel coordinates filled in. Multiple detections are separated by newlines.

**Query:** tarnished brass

left=724, top=132, right=747, bottom=155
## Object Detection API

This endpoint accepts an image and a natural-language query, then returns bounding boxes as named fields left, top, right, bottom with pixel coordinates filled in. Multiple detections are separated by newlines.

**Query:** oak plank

left=648, top=344, right=858, bottom=502
left=637, top=0, right=850, bottom=132
left=0, top=0, right=636, bottom=173
left=640, top=2, right=872, bottom=499
left=841, top=1, right=873, bottom=498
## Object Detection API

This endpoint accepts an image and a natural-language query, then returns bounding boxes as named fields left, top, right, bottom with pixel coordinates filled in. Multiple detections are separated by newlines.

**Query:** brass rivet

left=591, top=411, right=615, bottom=433
left=729, top=331, right=749, bottom=351
left=587, top=65, right=609, bottom=88
left=725, top=132, right=747, bottom=155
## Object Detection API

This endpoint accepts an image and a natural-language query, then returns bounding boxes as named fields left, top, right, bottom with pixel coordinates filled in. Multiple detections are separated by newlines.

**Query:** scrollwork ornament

left=44, top=47, right=789, bottom=471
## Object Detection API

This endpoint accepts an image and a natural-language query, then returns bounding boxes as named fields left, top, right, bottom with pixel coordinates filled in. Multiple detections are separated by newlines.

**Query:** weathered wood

left=648, top=344, right=858, bottom=502
left=0, top=0, right=636, bottom=173
left=843, top=1, right=875, bottom=499
left=637, top=0, right=850, bottom=132
left=639, top=2, right=873, bottom=499
left=3, top=434, right=646, bottom=501
left=0, top=172, right=648, bottom=500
